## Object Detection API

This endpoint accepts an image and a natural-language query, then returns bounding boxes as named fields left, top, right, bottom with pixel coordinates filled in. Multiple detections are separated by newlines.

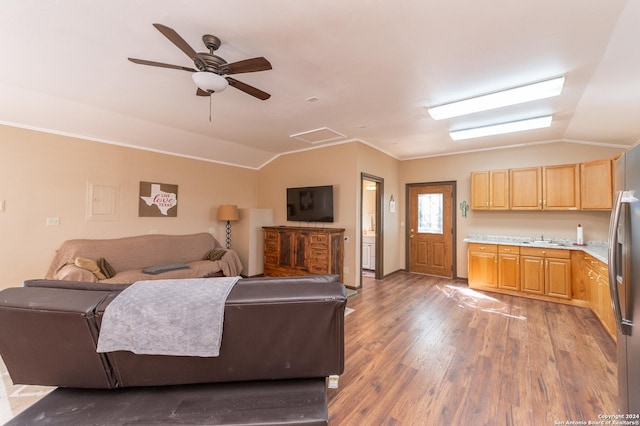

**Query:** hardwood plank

left=329, top=271, right=617, bottom=425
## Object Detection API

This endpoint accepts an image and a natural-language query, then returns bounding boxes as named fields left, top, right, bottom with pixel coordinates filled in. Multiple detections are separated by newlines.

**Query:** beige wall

left=0, top=124, right=626, bottom=290
left=355, top=143, right=403, bottom=283
left=0, top=125, right=258, bottom=288
left=256, top=142, right=404, bottom=288
left=400, top=142, right=625, bottom=279
left=257, top=144, right=359, bottom=286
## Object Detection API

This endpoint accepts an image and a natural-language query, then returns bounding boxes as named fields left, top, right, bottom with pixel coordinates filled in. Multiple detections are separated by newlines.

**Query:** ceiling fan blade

left=226, top=77, right=271, bottom=100
left=152, top=23, right=198, bottom=60
left=128, top=58, right=196, bottom=72
left=223, top=57, right=272, bottom=75
left=196, top=88, right=210, bottom=96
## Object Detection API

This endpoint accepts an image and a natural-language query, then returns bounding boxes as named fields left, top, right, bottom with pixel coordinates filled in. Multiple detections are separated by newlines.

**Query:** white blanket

left=96, top=277, right=240, bottom=357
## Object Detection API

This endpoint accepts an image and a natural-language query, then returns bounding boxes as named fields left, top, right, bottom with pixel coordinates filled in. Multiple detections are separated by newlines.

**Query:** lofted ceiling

left=1, top=0, right=639, bottom=169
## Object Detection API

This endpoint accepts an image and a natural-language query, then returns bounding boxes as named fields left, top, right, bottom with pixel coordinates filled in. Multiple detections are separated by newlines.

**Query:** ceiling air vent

left=289, top=127, right=347, bottom=144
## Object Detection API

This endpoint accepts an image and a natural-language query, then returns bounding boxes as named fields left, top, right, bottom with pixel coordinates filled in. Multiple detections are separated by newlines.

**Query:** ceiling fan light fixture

left=428, top=76, right=565, bottom=120
left=192, top=71, right=229, bottom=93
left=450, top=115, right=553, bottom=141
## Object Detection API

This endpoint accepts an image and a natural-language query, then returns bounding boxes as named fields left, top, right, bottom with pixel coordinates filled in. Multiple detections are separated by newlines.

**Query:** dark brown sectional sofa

left=0, top=275, right=347, bottom=425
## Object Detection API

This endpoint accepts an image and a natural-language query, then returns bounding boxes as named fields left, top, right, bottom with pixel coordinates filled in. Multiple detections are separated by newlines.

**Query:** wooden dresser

left=263, top=226, right=345, bottom=281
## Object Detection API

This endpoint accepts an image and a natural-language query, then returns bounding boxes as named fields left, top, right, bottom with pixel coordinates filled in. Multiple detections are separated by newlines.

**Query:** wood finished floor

left=328, top=271, right=618, bottom=425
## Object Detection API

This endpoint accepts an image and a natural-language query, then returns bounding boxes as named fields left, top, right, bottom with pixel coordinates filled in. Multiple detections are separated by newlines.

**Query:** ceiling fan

left=128, top=23, right=272, bottom=100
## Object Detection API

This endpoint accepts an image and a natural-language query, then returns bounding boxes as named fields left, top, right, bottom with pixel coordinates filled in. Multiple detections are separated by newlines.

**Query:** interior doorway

left=406, top=182, right=456, bottom=278
left=361, top=173, right=384, bottom=281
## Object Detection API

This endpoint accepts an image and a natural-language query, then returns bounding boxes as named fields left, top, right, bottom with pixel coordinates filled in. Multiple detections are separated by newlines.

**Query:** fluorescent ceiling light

left=450, top=116, right=552, bottom=141
left=428, top=77, right=564, bottom=120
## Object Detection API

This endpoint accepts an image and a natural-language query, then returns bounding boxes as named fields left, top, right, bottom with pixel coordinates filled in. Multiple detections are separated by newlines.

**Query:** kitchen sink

left=522, top=241, right=564, bottom=247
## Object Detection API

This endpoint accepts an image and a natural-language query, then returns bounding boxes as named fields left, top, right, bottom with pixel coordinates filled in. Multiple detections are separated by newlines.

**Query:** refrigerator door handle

left=608, top=190, right=632, bottom=336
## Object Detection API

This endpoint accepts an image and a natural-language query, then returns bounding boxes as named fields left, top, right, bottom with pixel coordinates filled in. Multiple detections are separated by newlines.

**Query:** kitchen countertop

left=464, top=234, right=609, bottom=264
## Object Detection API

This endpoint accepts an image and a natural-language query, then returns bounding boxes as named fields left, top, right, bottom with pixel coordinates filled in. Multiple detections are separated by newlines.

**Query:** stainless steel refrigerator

left=609, top=144, right=640, bottom=414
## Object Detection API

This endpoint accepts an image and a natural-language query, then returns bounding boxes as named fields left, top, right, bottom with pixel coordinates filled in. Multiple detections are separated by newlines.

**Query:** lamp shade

left=192, top=72, right=229, bottom=93
left=218, top=204, right=239, bottom=221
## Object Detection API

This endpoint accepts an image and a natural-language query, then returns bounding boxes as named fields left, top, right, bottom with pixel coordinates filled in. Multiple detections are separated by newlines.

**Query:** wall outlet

left=46, top=217, right=60, bottom=226
left=343, top=266, right=349, bottom=274
left=208, top=227, right=216, bottom=235
left=149, top=229, right=158, bottom=234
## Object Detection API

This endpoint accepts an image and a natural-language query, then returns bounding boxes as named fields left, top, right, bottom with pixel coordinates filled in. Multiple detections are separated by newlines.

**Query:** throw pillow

left=202, top=248, right=227, bottom=262
left=75, top=256, right=107, bottom=280
left=97, top=257, right=116, bottom=279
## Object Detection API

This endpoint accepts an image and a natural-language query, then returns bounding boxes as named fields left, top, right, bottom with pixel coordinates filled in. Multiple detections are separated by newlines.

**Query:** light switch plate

left=0, top=200, right=5, bottom=212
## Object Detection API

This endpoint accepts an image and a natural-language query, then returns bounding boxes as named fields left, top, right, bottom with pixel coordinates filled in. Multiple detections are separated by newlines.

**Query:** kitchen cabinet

left=543, top=164, right=580, bottom=210
left=584, top=254, right=615, bottom=339
left=468, top=243, right=497, bottom=288
left=263, top=226, right=345, bottom=281
left=520, top=247, right=571, bottom=299
left=472, top=156, right=614, bottom=212
left=520, top=253, right=545, bottom=295
left=510, top=164, right=580, bottom=210
left=510, top=167, right=542, bottom=210
left=497, top=245, right=520, bottom=291
left=467, top=241, right=614, bottom=339
left=471, top=170, right=509, bottom=210
left=580, top=158, right=613, bottom=210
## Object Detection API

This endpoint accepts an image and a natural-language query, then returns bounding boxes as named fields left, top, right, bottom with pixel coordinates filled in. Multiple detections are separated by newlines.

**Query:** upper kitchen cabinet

left=510, top=164, right=580, bottom=210
left=542, top=164, right=580, bottom=210
left=471, top=170, right=509, bottom=210
left=471, top=157, right=613, bottom=212
left=510, top=167, right=542, bottom=210
left=580, top=158, right=613, bottom=210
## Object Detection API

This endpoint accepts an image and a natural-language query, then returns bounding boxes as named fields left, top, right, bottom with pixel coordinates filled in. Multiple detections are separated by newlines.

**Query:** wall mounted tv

left=286, top=185, right=334, bottom=223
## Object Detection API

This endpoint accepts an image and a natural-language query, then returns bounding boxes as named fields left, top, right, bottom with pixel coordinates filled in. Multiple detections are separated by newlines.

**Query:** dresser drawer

left=264, top=230, right=278, bottom=241
left=264, top=241, right=278, bottom=254
left=309, top=233, right=328, bottom=246
left=308, top=263, right=329, bottom=274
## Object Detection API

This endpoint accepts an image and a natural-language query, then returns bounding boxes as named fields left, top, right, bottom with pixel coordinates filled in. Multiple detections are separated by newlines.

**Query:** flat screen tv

left=286, top=185, right=334, bottom=223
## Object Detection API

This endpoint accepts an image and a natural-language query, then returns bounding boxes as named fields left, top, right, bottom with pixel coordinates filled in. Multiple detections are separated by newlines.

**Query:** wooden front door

left=408, top=183, right=454, bottom=278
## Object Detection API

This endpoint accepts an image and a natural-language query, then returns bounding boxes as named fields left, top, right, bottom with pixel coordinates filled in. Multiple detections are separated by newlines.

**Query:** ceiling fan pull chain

left=209, top=93, right=212, bottom=122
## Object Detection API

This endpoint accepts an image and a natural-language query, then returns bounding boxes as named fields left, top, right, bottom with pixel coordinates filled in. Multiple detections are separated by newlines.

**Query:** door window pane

left=418, top=193, right=443, bottom=234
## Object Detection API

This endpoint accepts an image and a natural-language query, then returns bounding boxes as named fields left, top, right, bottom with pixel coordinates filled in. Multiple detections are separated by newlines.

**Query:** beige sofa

left=45, top=233, right=243, bottom=284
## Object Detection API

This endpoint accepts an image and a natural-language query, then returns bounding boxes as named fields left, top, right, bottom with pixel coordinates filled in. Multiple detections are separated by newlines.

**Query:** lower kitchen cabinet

left=468, top=244, right=572, bottom=300
left=467, top=243, right=613, bottom=340
left=468, top=243, right=497, bottom=288
left=497, top=245, right=520, bottom=291
left=520, top=247, right=571, bottom=299
left=546, top=257, right=572, bottom=299
left=584, top=254, right=615, bottom=340
left=520, top=254, right=545, bottom=295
